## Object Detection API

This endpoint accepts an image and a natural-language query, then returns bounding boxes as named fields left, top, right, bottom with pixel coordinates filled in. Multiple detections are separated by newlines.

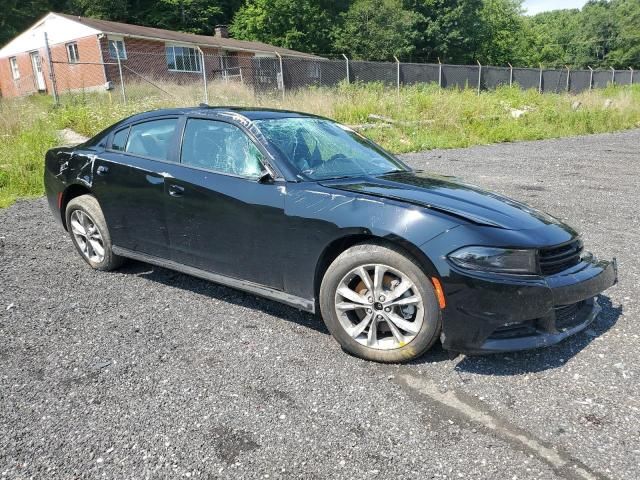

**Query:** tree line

left=2, top=0, right=639, bottom=68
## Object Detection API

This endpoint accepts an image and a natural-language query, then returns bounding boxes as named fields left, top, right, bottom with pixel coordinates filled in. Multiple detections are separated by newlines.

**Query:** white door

left=30, top=52, right=46, bottom=91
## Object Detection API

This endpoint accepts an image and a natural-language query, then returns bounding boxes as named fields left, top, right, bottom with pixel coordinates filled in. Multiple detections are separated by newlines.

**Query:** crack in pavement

left=395, top=372, right=609, bottom=480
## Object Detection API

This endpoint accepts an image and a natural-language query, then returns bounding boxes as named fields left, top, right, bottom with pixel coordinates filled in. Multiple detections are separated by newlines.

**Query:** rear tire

left=65, top=194, right=124, bottom=271
left=319, top=241, right=441, bottom=363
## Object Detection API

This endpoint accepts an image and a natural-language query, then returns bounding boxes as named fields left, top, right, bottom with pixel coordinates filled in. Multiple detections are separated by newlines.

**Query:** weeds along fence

left=41, top=51, right=639, bottom=105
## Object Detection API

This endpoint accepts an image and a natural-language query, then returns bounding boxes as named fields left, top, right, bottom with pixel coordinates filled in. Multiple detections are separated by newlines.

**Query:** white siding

left=0, top=13, right=101, bottom=58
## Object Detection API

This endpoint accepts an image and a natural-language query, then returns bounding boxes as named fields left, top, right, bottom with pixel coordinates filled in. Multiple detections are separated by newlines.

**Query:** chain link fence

left=43, top=51, right=638, bottom=105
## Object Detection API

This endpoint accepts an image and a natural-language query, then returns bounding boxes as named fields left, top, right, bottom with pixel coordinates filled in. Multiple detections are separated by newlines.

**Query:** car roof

left=125, top=106, right=327, bottom=124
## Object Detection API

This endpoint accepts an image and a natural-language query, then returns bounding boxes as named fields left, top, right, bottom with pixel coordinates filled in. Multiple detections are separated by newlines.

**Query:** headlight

left=448, top=246, right=538, bottom=274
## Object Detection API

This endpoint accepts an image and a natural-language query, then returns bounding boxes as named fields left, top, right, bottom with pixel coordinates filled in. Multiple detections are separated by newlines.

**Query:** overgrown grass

left=1, top=81, right=639, bottom=208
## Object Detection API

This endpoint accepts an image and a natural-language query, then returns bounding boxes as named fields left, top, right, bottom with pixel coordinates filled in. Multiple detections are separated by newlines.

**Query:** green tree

left=607, top=0, right=640, bottom=68
left=407, top=0, right=484, bottom=63
left=137, top=0, right=222, bottom=34
left=333, top=0, right=422, bottom=60
left=523, top=9, right=583, bottom=67
left=476, top=0, right=527, bottom=65
left=521, top=0, right=640, bottom=69
left=230, top=0, right=341, bottom=54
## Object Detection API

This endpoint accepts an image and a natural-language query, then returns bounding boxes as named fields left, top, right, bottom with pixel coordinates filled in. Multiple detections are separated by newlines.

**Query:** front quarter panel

left=281, top=183, right=460, bottom=299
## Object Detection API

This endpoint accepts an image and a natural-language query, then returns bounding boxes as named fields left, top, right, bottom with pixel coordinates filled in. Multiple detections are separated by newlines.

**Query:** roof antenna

left=199, top=102, right=209, bottom=108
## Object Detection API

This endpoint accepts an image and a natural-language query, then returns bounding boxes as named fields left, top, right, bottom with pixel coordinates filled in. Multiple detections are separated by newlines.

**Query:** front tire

left=65, top=194, right=124, bottom=271
left=319, top=241, right=441, bottom=363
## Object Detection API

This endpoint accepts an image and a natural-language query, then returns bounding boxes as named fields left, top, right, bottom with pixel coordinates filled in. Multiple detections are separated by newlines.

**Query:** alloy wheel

left=69, top=209, right=105, bottom=263
left=334, top=264, right=424, bottom=350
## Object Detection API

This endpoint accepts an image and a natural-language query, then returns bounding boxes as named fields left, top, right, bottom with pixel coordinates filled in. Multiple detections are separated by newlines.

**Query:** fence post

left=538, top=64, right=543, bottom=94
left=438, top=58, right=442, bottom=89
left=610, top=66, right=615, bottom=85
left=393, top=56, right=400, bottom=97
left=43, top=32, right=58, bottom=105
left=565, top=65, right=570, bottom=92
left=198, top=47, right=208, bottom=105
left=476, top=60, right=482, bottom=95
left=113, top=41, right=126, bottom=104
left=630, top=67, right=634, bottom=85
left=342, top=54, right=350, bottom=84
left=588, top=66, right=594, bottom=91
left=508, top=63, right=513, bottom=88
left=275, top=52, right=285, bottom=100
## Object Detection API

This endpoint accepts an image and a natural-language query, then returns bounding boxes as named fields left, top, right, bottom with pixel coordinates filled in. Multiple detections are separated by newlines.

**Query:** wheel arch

left=313, top=233, right=439, bottom=306
left=60, top=184, right=92, bottom=230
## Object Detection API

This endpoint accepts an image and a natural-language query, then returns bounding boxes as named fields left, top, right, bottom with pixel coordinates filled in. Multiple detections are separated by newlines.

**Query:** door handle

left=168, top=184, right=185, bottom=197
left=96, top=165, right=109, bottom=176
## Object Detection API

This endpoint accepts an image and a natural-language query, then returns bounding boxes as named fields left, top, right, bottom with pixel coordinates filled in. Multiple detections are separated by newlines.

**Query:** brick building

left=0, top=12, right=318, bottom=98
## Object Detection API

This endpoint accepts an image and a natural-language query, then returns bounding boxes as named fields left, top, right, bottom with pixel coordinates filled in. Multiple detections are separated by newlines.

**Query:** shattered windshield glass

left=254, top=118, right=406, bottom=180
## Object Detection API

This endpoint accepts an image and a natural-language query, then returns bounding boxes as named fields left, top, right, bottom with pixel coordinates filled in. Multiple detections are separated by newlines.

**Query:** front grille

left=554, top=301, right=586, bottom=331
left=539, top=239, right=583, bottom=275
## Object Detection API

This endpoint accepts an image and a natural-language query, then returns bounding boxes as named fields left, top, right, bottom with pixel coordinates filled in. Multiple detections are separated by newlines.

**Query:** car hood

left=319, top=171, right=568, bottom=231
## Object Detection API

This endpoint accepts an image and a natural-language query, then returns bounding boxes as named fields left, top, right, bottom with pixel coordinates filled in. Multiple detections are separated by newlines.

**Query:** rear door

left=163, top=117, right=287, bottom=289
left=91, top=116, right=181, bottom=259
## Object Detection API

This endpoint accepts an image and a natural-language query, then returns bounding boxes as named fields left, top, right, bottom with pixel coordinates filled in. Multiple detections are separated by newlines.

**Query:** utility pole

left=43, top=32, right=58, bottom=104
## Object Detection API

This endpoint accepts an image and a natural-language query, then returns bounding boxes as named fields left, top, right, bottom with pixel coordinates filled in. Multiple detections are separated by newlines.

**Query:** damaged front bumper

left=440, top=256, right=618, bottom=354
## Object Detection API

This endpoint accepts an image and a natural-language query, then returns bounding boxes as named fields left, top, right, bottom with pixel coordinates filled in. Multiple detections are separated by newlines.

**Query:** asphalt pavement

left=1, top=129, right=638, bottom=479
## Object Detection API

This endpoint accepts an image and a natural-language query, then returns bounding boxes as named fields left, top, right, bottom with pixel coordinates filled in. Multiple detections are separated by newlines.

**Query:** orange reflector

left=57, top=191, right=63, bottom=210
left=431, top=277, right=446, bottom=309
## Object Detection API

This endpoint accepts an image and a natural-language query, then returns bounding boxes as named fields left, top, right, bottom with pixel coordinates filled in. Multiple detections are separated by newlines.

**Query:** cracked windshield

left=256, top=118, right=406, bottom=180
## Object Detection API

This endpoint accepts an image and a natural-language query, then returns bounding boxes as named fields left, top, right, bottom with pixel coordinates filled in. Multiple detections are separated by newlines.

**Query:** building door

left=30, top=52, right=46, bottom=91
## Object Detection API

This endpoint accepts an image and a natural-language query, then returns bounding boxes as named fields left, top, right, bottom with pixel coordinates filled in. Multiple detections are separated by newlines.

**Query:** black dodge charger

left=44, top=107, right=617, bottom=362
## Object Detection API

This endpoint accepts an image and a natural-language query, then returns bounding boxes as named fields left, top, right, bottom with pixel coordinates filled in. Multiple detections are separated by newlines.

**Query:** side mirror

left=257, top=168, right=274, bottom=184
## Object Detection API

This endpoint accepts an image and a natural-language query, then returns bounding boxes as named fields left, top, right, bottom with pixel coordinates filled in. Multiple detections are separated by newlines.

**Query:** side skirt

left=112, top=246, right=316, bottom=313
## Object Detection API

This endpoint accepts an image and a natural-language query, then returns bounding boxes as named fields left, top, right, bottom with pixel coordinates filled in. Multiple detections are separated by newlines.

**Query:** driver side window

left=180, top=118, right=264, bottom=179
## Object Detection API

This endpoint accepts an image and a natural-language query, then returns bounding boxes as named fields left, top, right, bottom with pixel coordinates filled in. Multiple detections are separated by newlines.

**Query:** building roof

left=0, top=12, right=322, bottom=59
left=55, top=13, right=319, bottom=58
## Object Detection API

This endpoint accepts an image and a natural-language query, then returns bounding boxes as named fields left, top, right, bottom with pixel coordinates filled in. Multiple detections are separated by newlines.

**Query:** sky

left=523, top=0, right=588, bottom=15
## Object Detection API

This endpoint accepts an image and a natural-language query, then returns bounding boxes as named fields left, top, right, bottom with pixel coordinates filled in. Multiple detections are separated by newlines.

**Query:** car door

left=91, top=116, right=181, bottom=259
left=163, top=117, right=287, bottom=289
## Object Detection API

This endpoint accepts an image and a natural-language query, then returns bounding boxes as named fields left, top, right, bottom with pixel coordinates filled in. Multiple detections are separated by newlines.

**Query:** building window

left=166, top=45, right=201, bottom=73
left=307, top=62, right=321, bottom=79
left=66, top=42, right=80, bottom=63
left=9, top=57, right=19, bottom=79
left=108, top=38, right=127, bottom=60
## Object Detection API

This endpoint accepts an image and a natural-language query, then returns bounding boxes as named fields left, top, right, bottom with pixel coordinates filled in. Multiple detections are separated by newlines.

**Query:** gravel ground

left=1, top=130, right=638, bottom=479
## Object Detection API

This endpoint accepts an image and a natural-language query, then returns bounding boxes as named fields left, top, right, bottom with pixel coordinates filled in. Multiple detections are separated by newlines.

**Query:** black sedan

left=44, top=107, right=617, bottom=362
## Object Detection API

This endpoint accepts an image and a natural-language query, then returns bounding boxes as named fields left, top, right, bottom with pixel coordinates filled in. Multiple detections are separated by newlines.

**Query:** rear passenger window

left=111, top=127, right=129, bottom=151
left=125, top=118, right=178, bottom=161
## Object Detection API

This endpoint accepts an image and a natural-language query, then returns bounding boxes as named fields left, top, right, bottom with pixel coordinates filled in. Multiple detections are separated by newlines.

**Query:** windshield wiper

left=377, top=168, right=407, bottom=176
left=317, top=174, right=362, bottom=181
